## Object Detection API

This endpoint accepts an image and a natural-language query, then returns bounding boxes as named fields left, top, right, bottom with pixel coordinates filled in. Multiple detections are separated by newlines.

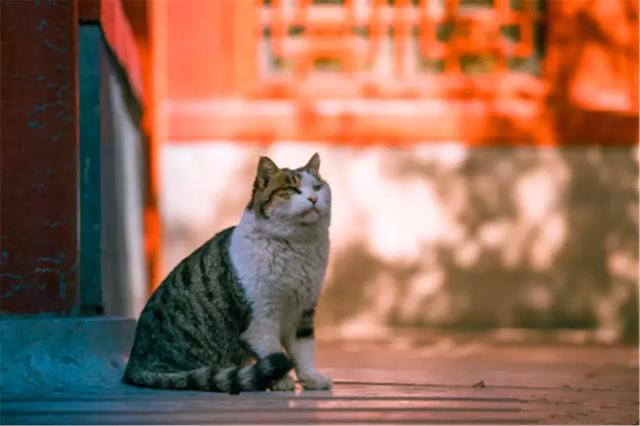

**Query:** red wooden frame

left=1, top=0, right=79, bottom=313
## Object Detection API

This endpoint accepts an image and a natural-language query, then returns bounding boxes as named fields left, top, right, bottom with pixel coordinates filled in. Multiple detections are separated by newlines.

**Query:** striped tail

left=123, top=352, right=294, bottom=394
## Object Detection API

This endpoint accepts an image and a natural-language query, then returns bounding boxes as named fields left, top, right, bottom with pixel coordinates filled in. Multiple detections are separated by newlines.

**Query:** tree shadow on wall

left=320, top=146, right=638, bottom=342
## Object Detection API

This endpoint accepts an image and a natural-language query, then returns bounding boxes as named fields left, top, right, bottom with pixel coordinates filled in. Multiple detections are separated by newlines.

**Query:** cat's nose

left=308, top=195, right=318, bottom=205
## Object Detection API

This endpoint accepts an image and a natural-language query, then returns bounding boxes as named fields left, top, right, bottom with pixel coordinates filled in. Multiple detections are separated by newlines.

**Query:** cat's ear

left=304, top=153, right=320, bottom=173
left=256, top=156, right=279, bottom=186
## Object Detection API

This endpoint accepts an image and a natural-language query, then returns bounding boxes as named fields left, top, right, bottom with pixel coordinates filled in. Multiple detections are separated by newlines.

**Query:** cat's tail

left=123, top=352, right=294, bottom=393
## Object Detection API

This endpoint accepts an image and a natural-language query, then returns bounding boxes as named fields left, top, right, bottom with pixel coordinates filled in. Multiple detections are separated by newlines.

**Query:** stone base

left=0, top=316, right=135, bottom=397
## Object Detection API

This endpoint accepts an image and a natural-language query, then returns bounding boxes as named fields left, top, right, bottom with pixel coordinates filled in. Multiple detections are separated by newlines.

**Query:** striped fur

left=123, top=228, right=293, bottom=393
left=124, top=154, right=331, bottom=393
left=296, top=309, right=315, bottom=339
left=124, top=352, right=293, bottom=393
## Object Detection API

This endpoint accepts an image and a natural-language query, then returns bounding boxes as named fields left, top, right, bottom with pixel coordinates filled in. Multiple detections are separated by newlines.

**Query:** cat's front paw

left=298, top=371, right=332, bottom=390
left=270, top=374, right=296, bottom=391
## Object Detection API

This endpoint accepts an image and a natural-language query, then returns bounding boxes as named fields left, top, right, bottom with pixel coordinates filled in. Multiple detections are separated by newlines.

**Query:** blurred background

left=158, top=0, right=639, bottom=344
left=1, top=0, right=638, bottom=344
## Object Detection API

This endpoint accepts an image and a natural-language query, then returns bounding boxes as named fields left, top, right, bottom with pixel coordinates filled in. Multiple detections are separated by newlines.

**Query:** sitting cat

left=123, top=153, right=332, bottom=393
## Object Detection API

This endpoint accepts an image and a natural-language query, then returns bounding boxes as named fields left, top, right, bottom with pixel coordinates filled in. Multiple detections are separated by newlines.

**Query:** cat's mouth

left=299, top=207, right=320, bottom=219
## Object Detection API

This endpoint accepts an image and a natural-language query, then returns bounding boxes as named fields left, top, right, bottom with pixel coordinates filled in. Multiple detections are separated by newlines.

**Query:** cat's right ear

left=303, top=153, right=321, bottom=174
left=256, top=156, right=279, bottom=186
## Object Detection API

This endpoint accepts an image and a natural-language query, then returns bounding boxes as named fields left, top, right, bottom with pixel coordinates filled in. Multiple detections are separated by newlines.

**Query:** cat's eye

left=283, top=187, right=301, bottom=195
left=312, top=184, right=322, bottom=191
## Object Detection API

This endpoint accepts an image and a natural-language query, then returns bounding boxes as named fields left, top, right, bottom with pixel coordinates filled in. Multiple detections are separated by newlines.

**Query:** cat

left=123, top=153, right=332, bottom=393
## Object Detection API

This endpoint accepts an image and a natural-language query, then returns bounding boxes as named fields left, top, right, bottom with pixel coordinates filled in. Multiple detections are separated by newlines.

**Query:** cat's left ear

left=304, top=153, right=320, bottom=174
left=256, top=156, right=279, bottom=187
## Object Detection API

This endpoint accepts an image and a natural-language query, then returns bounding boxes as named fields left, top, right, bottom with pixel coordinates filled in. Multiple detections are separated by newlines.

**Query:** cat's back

left=150, top=226, right=235, bottom=303
left=128, top=226, right=249, bottom=366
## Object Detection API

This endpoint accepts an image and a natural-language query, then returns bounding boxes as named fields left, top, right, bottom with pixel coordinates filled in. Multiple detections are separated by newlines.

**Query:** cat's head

left=246, top=153, right=331, bottom=233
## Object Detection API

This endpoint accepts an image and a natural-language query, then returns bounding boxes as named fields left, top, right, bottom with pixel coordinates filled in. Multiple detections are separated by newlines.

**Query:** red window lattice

left=165, top=0, right=548, bottom=143
left=257, top=0, right=543, bottom=97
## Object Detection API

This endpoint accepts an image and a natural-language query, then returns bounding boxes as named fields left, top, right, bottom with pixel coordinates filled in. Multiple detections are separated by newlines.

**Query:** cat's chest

left=230, top=234, right=328, bottom=308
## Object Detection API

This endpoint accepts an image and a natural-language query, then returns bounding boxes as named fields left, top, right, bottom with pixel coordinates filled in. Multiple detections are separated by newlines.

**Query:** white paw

left=299, top=371, right=332, bottom=390
left=270, top=374, right=296, bottom=391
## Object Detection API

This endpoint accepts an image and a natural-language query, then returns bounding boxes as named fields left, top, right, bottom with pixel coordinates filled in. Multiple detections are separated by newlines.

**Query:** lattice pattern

left=258, top=0, right=543, bottom=81
left=163, top=0, right=551, bottom=143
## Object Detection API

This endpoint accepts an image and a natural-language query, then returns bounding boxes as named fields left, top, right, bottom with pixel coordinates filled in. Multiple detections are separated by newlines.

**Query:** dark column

left=78, top=24, right=104, bottom=314
left=0, top=0, right=79, bottom=313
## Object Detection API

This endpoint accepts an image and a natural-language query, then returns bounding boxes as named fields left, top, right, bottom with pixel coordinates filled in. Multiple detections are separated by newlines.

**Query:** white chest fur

left=229, top=211, right=329, bottom=336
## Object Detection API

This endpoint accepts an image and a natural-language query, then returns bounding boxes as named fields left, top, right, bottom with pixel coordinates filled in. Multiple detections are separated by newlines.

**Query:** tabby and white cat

left=123, top=154, right=332, bottom=393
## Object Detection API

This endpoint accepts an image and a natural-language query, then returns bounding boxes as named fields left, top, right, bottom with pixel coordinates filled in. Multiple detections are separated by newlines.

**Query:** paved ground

left=1, top=333, right=638, bottom=425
